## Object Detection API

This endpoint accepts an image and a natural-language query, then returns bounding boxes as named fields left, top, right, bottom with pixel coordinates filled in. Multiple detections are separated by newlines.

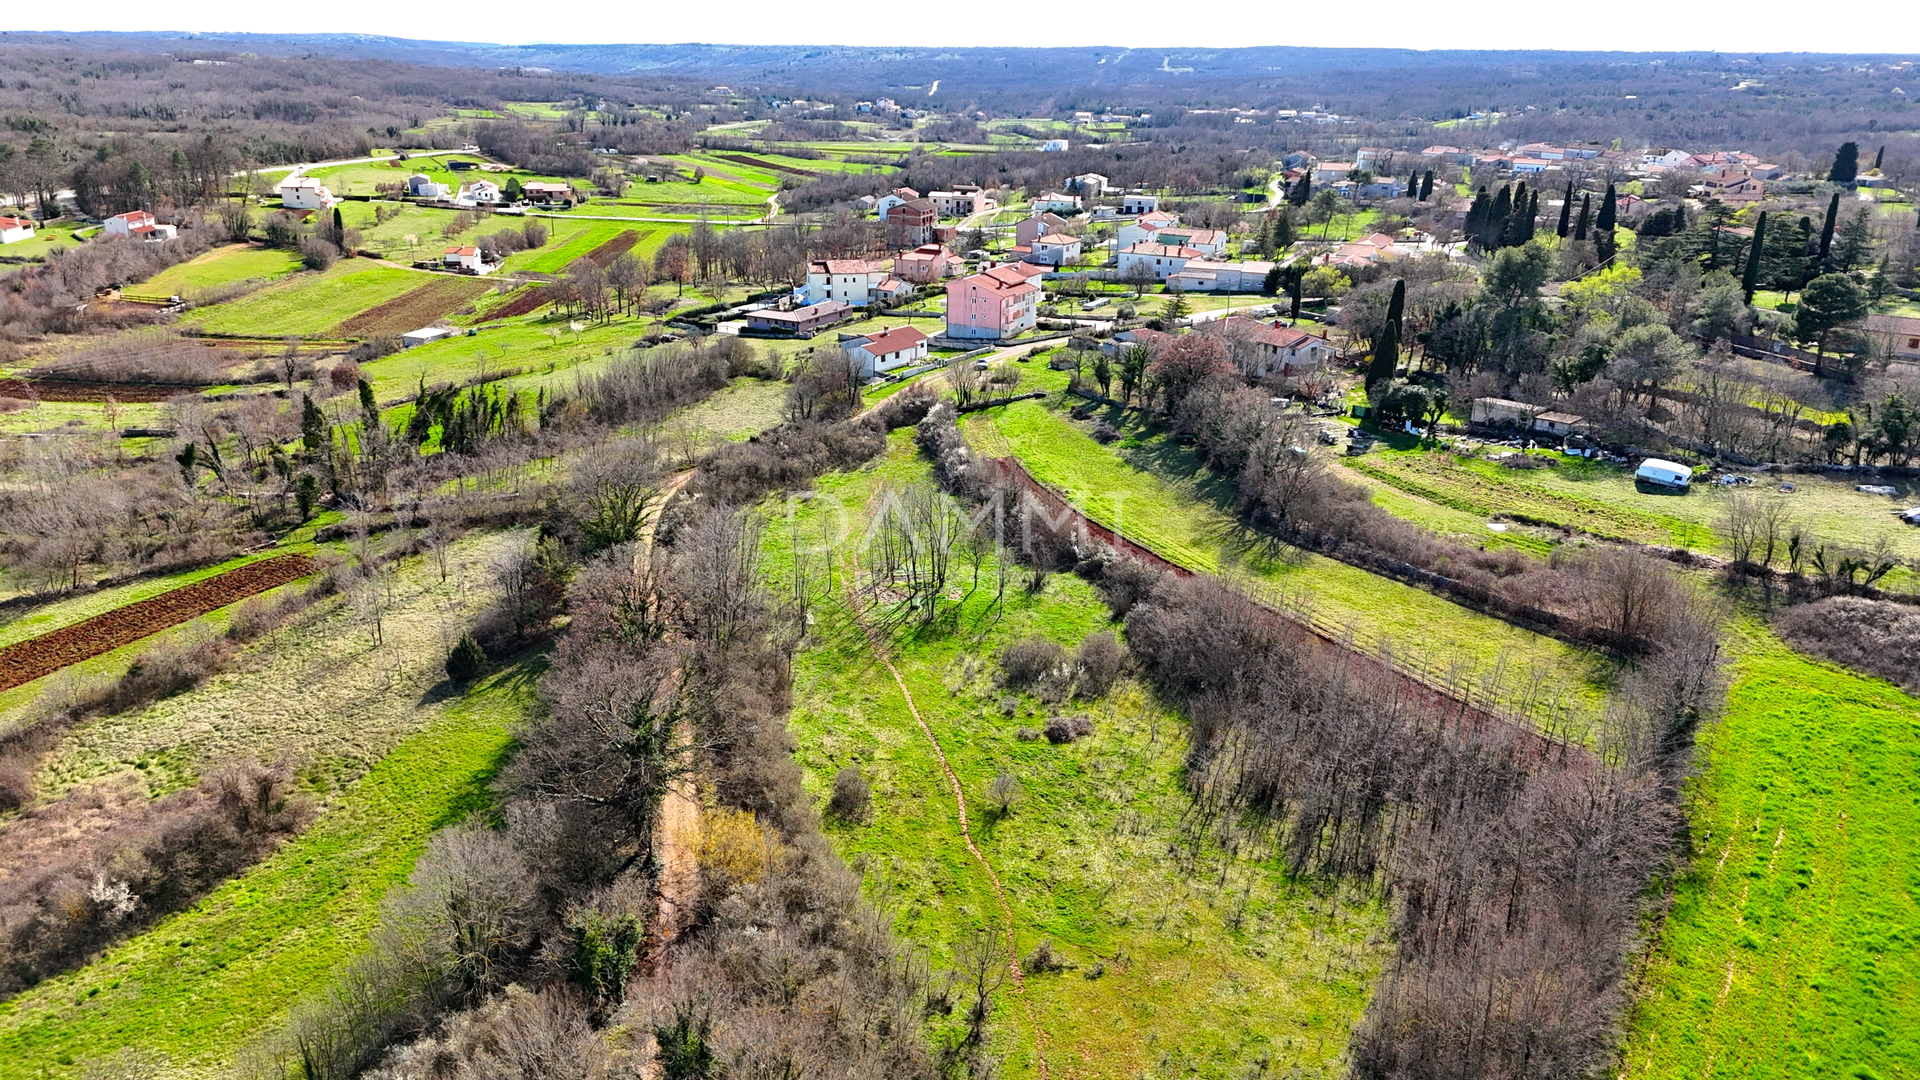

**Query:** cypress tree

left=1595, top=183, right=1618, bottom=263
left=1557, top=182, right=1574, bottom=237
left=1288, top=177, right=1310, bottom=206
left=1406, top=173, right=1419, bottom=199
left=331, top=207, right=344, bottom=246
left=1873, top=145, right=1885, bottom=172
left=1419, top=169, right=1434, bottom=201
left=1366, top=279, right=1406, bottom=392
left=1288, top=267, right=1304, bottom=320
left=1486, top=185, right=1512, bottom=250
left=1525, top=189, right=1540, bottom=242
left=1574, top=193, right=1591, bottom=241
left=1741, top=211, right=1767, bottom=303
left=1829, top=141, right=1860, bottom=183
left=300, top=394, right=326, bottom=454
left=1465, top=187, right=1490, bottom=247
left=1817, top=191, right=1840, bottom=268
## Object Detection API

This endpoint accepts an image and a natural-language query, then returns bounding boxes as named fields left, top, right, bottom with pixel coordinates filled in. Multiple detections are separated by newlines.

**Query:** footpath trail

left=0, top=554, right=314, bottom=693
left=840, top=533, right=1052, bottom=1080
left=644, top=470, right=703, bottom=959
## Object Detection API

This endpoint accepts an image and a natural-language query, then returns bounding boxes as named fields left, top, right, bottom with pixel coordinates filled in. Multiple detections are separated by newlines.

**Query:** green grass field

left=183, top=260, right=429, bottom=338
left=144, top=245, right=302, bottom=296
left=0, top=664, right=532, bottom=1079
left=968, top=383, right=1609, bottom=724
left=762, top=433, right=1389, bottom=1080
left=1620, top=614, right=1920, bottom=1080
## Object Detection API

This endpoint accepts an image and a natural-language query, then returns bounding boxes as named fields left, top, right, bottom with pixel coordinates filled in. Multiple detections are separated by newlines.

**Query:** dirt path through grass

left=647, top=470, right=702, bottom=957
left=842, top=521, right=1053, bottom=1080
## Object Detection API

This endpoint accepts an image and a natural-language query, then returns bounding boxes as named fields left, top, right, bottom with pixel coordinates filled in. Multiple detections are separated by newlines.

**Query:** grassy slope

left=144, top=246, right=302, bottom=295
left=972, top=391, right=1608, bottom=722
left=0, top=664, right=532, bottom=1079
left=184, top=260, right=427, bottom=338
left=1620, top=616, right=1920, bottom=1080
left=765, top=434, right=1387, bottom=1080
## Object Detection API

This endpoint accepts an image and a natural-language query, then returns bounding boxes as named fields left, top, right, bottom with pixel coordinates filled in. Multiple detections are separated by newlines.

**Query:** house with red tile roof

left=102, top=210, right=176, bottom=242
left=893, top=243, right=965, bottom=284
left=1027, top=233, right=1083, bottom=267
left=842, top=324, right=931, bottom=377
left=0, top=216, right=34, bottom=244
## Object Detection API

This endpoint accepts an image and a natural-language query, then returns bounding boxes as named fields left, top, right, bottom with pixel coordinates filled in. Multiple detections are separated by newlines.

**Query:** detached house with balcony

left=946, top=264, right=1040, bottom=341
left=804, top=259, right=892, bottom=306
left=893, top=243, right=965, bottom=284
left=102, top=210, right=176, bottom=242
left=277, top=176, right=338, bottom=211
left=1117, top=242, right=1204, bottom=281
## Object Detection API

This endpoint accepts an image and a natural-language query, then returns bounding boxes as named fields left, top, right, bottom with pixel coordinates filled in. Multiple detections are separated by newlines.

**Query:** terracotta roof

left=854, top=326, right=929, bottom=354
left=109, top=211, right=154, bottom=224
left=446, top=246, right=479, bottom=256
left=963, top=266, right=1042, bottom=295
left=809, top=259, right=882, bottom=275
left=0, top=216, right=31, bottom=230
left=1034, top=233, right=1079, bottom=245
left=754, top=300, right=853, bottom=324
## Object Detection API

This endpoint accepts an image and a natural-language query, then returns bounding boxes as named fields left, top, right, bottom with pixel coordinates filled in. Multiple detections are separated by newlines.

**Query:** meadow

left=1620, top=613, right=1920, bottom=1080
left=141, top=245, right=302, bottom=297
left=763, top=434, right=1389, bottom=1080
left=183, top=260, right=430, bottom=339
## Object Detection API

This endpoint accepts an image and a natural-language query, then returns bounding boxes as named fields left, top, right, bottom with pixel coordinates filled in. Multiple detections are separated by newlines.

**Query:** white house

left=443, top=246, right=494, bottom=274
left=1641, top=148, right=1693, bottom=168
left=456, top=180, right=502, bottom=207
left=1031, top=191, right=1082, bottom=213
left=1117, top=242, right=1203, bottom=281
left=101, top=210, right=176, bottom=242
left=1041, top=139, right=1070, bottom=152
left=406, top=173, right=449, bottom=199
left=1117, top=209, right=1181, bottom=249
left=0, top=216, right=34, bottom=244
left=930, top=190, right=997, bottom=217
left=277, top=176, right=338, bottom=211
left=1226, top=320, right=1338, bottom=378
left=1067, top=172, right=1110, bottom=195
left=1152, top=227, right=1228, bottom=257
left=842, top=325, right=930, bottom=377
left=1026, top=233, right=1083, bottom=267
left=804, top=259, right=891, bottom=306
left=874, top=186, right=920, bottom=219
left=1120, top=193, right=1160, bottom=215
left=1168, top=259, right=1275, bottom=292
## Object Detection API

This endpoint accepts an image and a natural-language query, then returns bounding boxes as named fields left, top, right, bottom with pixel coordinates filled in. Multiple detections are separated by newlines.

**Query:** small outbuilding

left=403, top=326, right=456, bottom=348
left=1634, top=458, right=1692, bottom=491
left=1531, top=411, right=1585, bottom=437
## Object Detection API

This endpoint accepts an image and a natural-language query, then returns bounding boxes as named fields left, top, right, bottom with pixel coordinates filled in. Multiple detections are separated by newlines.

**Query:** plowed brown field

left=335, top=276, right=492, bottom=337
left=0, top=554, right=315, bottom=692
left=487, top=285, right=551, bottom=318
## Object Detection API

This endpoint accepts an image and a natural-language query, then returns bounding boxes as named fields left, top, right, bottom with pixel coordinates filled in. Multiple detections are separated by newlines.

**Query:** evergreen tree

left=1366, top=279, right=1406, bottom=393
left=1873, top=145, right=1885, bottom=172
left=1419, top=170, right=1434, bottom=201
left=1406, top=173, right=1419, bottom=199
left=1525, top=189, right=1540, bottom=242
left=1288, top=177, right=1310, bottom=207
left=1741, top=211, right=1767, bottom=303
left=1832, top=206, right=1875, bottom=271
left=1557, top=182, right=1574, bottom=237
left=1595, top=183, right=1618, bottom=263
left=1829, top=141, right=1860, bottom=183
left=1486, top=185, right=1512, bottom=250
left=1272, top=209, right=1294, bottom=248
left=1288, top=267, right=1305, bottom=320
left=300, top=394, right=327, bottom=455
left=330, top=207, right=344, bottom=246
left=1501, top=185, right=1530, bottom=248
left=1574, top=193, right=1591, bottom=241
left=1817, top=192, right=1841, bottom=269
left=1465, top=187, right=1490, bottom=247
left=1262, top=263, right=1285, bottom=295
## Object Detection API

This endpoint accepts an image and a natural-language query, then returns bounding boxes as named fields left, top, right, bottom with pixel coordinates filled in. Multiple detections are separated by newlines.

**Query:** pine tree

left=1419, top=170, right=1434, bottom=201
left=1366, top=279, right=1406, bottom=393
left=1817, top=192, right=1841, bottom=269
left=1557, top=182, right=1574, bottom=237
left=1832, top=206, right=1875, bottom=271
left=1574, top=193, right=1591, bottom=241
left=1829, top=141, right=1860, bottom=183
left=1741, top=210, right=1767, bottom=302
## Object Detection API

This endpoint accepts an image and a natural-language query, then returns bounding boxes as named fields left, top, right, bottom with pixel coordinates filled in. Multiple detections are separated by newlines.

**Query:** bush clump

left=827, top=766, right=870, bottom=823
left=1044, top=715, right=1094, bottom=744
left=999, top=636, right=1067, bottom=689
left=445, top=633, right=487, bottom=686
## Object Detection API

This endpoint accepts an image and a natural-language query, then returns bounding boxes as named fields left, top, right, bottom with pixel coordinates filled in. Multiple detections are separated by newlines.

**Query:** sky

left=12, top=0, right=1919, bottom=55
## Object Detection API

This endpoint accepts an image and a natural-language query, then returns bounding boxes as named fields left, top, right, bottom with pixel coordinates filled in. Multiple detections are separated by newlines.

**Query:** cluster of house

left=1282, top=142, right=1792, bottom=207
left=402, top=173, right=584, bottom=209
left=742, top=254, right=1045, bottom=344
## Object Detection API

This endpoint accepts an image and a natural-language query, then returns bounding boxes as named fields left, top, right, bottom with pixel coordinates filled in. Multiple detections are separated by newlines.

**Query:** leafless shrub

left=985, top=773, right=1021, bottom=817
left=28, top=330, right=238, bottom=386
left=1043, top=715, right=1093, bottom=744
left=1776, top=595, right=1920, bottom=693
left=999, top=636, right=1066, bottom=689
left=1071, top=630, right=1125, bottom=697
left=827, top=766, right=870, bottom=823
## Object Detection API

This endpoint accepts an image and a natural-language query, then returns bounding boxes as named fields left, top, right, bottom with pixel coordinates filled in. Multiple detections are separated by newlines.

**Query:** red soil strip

left=712, top=153, right=817, bottom=176
left=487, top=284, right=552, bottom=319
left=0, top=554, right=315, bottom=693
left=0, top=379, right=199, bottom=403
left=583, top=230, right=641, bottom=266
left=335, top=277, right=493, bottom=338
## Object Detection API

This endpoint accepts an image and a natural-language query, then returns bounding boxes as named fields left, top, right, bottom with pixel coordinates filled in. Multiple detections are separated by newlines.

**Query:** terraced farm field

left=512, top=223, right=626, bottom=273
left=0, top=555, right=314, bottom=692
left=334, top=275, right=493, bottom=336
